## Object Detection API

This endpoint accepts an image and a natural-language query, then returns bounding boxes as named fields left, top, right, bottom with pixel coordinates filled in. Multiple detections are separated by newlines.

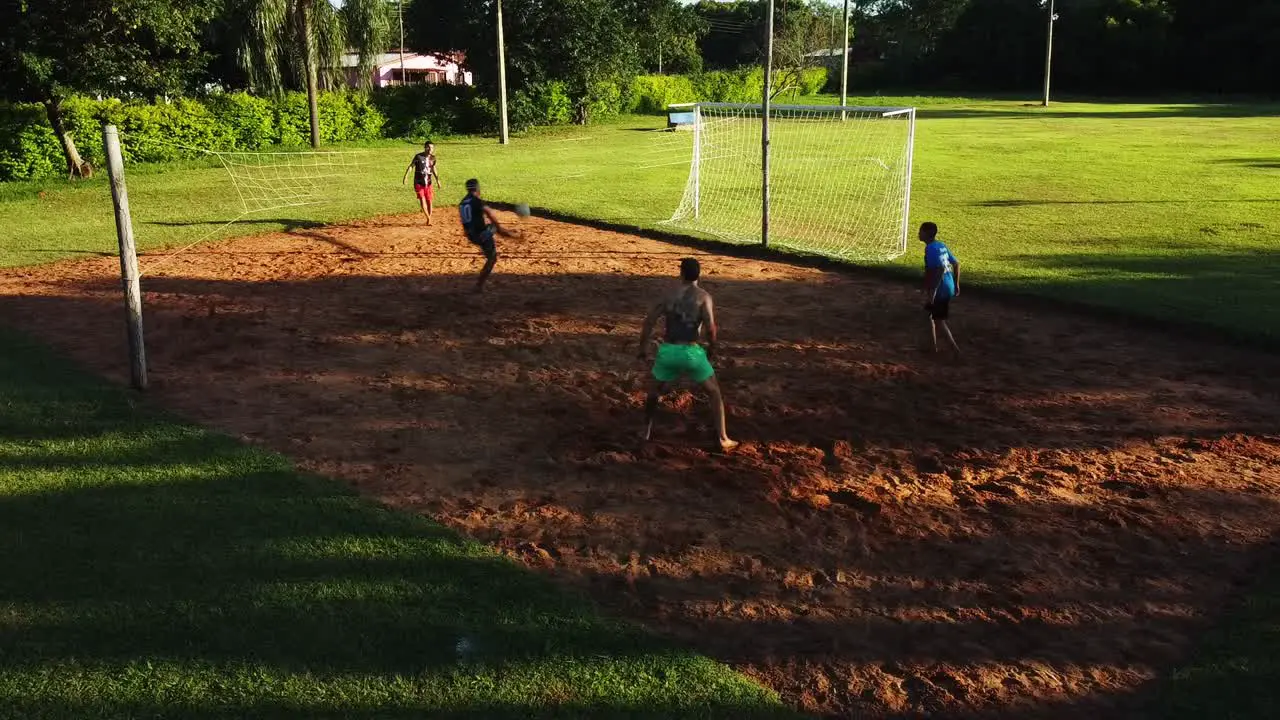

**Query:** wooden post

left=761, top=0, right=774, bottom=249
left=101, top=125, right=148, bottom=391
left=497, top=0, right=510, bottom=144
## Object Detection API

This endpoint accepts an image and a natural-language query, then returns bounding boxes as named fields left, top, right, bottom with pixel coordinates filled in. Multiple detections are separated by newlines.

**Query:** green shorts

left=652, top=343, right=714, bottom=384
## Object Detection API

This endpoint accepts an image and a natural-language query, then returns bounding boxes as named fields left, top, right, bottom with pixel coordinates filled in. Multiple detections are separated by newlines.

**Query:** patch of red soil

left=2, top=214, right=1278, bottom=718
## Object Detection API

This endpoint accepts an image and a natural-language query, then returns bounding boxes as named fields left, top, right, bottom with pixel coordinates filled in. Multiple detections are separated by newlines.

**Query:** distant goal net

left=664, top=103, right=916, bottom=262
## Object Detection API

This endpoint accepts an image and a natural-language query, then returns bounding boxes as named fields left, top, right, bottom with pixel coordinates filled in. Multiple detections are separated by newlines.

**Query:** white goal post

left=664, top=103, right=917, bottom=263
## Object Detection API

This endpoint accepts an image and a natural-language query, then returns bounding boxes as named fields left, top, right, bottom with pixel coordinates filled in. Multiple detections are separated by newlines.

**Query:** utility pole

left=829, top=8, right=836, bottom=60
left=398, top=0, right=406, bottom=85
left=762, top=0, right=774, bottom=249
left=497, top=0, right=510, bottom=144
left=1042, top=0, right=1056, bottom=107
left=840, top=0, right=850, bottom=114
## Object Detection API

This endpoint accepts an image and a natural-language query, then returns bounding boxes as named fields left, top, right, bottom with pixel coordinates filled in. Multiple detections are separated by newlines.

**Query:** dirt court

left=2, top=213, right=1279, bottom=718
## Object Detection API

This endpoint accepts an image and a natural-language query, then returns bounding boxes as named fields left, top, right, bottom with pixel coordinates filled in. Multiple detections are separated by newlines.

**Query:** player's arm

left=950, top=256, right=960, bottom=296
left=482, top=205, right=508, bottom=235
left=638, top=301, right=664, bottom=358
left=431, top=163, right=442, bottom=188
left=923, top=267, right=943, bottom=302
left=402, top=160, right=414, bottom=184
left=701, top=294, right=718, bottom=356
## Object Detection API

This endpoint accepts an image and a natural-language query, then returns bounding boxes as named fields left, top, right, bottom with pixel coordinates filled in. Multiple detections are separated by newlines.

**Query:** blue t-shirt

left=924, top=240, right=958, bottom=301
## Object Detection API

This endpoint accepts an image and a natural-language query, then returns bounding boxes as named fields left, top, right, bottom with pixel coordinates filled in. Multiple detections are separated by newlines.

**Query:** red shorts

left=414, top=184, right=434, bottom=202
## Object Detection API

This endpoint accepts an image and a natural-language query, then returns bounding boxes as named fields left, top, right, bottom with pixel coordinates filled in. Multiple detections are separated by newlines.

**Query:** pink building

left=341, top=51, right=473, bottom=88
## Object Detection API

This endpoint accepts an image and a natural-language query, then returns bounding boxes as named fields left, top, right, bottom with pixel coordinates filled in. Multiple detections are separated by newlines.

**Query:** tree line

left=3, top=0, right=1275, bottom=178
left=695, top=0, right=1279, bottom=96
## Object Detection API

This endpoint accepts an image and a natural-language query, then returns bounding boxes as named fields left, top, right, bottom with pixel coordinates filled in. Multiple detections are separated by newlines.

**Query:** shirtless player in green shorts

left=637, top=258, right=738, bottom=451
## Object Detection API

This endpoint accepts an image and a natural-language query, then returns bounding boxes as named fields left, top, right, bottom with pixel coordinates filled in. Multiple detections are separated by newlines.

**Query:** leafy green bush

left=800, top=67, right=829, bottom=96
left=585, top=77, right=630, bottom=121
left=0, top=107, right=62, bottom=182
left=628, top=67, right=827, bottom=114
left=1, top=90, right=397, bottom=182
left=346, top=92, right=388, bottom=140
left=371, top=84, right=496, bottom=139
left=274, top=92, right=312, bottom=147
left=511, top=82, right=574, bottom=130
left=629, top=74, right=698, bottom=114
left=208, top=92, right=276, bottom=149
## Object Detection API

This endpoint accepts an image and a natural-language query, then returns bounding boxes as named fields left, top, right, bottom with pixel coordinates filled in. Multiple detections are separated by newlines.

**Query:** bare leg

left=938, top=319, right=960, bottom=355
left=930, top=318, right=940, bottom=353
left=643, top=378, right=665, bottom=441
left=418, top=196, right=431, bottom=224
left=475, top=253, right=498, bottom=293
left=700, top=376, right=737, bottom=451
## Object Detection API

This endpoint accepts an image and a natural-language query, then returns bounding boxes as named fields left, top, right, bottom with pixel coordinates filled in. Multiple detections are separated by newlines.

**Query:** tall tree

left=771, top=0, right=835, bottom=97
left=407, top=0, right=642, bottom=125
left=238, top=0, right=389, bottom=148
left=0, top=0, right=217, bottom=178
left=694, top=1, right=766, bottom=70
left=628, top=0, right=707, bottom=74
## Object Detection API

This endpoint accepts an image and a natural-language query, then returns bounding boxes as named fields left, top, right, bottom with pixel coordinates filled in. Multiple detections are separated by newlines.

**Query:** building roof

left=338, top=51, right=463, bottom=70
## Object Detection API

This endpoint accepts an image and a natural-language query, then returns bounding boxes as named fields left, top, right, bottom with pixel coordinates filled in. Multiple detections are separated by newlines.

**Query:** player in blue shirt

left=920, top=222, right=960, bottom=355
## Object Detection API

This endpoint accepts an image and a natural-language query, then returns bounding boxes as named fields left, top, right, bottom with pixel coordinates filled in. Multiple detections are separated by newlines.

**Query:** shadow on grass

left=975, top=198, right=1280, bottom=208
left=919, top=104, right=1280, bottom=120
left=146, top=218, right=328, bottom=231
left=1148, top=537, right=1280, bottom=720
left=1215, top=158, right=1280, bottom=170
left=0, top=330, right=794, bottom=719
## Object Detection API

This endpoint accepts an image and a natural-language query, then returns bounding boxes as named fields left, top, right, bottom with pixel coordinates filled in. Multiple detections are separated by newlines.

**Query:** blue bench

left=667, top=110, right=696, bottom=131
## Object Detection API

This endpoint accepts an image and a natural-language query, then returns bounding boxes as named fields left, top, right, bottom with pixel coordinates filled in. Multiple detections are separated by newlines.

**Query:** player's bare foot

left=719, top=439, right=739, bottom=452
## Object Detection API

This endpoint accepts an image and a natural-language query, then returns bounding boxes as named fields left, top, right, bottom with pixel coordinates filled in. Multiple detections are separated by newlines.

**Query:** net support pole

left=761, top=0, right=774, bottom=249
left=101, top=124, right=148, bottom=391
left=692, top=105, right=702, bottom=219
left=1042, top=0, right=1056, bottom=107
left=899, top=109, right=917, bottom=255
left=840, top=0, right=850, bottom=120
left=497, top=0, right=510, bottom=144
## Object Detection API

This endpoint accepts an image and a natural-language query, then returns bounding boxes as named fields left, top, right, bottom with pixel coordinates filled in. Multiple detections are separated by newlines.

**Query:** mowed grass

left=1, top=97, right=1278, bottom=341
left=0, top=329, right=794, bottom=719
left=1153, top=561, right=1280, bottom=720
left=0, top=98, right=1278, bottom=718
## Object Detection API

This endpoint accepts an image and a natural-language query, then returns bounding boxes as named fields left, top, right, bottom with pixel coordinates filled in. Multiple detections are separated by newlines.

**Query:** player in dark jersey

left=458, top=179, right=514, bottom=293
left=402, top=140, right=442, bottom=224
left=637, top=258, right=738, bottom=451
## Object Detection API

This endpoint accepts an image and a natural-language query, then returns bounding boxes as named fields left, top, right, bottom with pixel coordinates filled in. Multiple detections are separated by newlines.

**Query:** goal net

left=664, top=103, right=916, bottom=262
left=215, top=149, right=373, bottom=215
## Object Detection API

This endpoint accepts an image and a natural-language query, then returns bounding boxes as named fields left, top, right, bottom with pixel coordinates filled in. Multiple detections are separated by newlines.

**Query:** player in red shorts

left=402, top=140, right=442, bottom=225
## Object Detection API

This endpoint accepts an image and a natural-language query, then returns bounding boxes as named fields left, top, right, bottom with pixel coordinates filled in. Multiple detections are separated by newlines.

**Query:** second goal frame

left=669, top=102, right=918, bottom=262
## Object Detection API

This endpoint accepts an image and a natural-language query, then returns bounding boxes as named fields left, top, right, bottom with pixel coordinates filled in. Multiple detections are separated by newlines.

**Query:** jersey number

left=459, top=204, right=473, bottom=224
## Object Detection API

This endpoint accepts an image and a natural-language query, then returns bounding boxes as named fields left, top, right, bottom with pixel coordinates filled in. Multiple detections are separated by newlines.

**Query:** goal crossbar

left=683, top=102, right=915, bottom=118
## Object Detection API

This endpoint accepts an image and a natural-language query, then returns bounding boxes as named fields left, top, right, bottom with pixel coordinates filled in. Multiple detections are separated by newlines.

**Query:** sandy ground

left=2, top=213, right=1278, bottom=719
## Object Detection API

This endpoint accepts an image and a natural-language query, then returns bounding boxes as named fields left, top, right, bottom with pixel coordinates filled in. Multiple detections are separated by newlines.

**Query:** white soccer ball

left=514, top=203, right=531, bottom=218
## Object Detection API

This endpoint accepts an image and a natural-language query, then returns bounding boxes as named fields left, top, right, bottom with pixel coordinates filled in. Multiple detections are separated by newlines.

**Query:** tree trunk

left=44, top=97, right=91, bottom=180
left=300, top=0, right=322, bottom=148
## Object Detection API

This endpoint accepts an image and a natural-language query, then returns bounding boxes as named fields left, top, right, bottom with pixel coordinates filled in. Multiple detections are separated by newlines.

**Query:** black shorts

left=926, top=299, right=950, bottom=320
left=468, top=226, right=497, bottom=260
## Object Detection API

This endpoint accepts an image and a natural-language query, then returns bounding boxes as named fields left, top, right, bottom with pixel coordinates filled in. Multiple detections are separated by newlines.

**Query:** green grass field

left=1, top=97, right=1277, bottom=341
left=1, top=95, right=1278, bottom=717
left=0, top=328, right=794, bottom=719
